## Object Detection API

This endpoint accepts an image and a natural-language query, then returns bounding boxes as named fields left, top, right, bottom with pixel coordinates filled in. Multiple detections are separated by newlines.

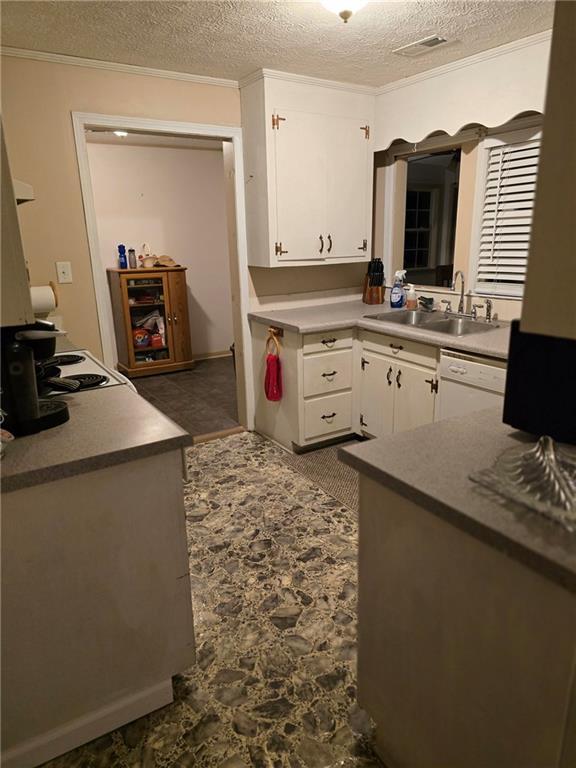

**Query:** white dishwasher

left=436, top=349, right=507, bottom=421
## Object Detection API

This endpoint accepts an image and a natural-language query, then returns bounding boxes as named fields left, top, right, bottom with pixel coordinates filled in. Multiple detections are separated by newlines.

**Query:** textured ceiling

left=1, top=1, right=554, bottom=87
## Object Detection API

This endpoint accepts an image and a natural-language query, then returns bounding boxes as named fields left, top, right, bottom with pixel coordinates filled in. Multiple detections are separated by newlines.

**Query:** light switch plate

left=56, top=261, right=73, bottom=284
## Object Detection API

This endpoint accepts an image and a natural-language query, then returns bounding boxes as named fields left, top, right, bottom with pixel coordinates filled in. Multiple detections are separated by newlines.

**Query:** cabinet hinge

left=358, top=239, right=367, bottom=252
left=272, top=114, right=286, bottom=130
left=425, top=378, right=439, bottom=394
left=361, top=357, right=370, bottom=371
left=360, top=414, right=368, bottom=428
left=275, top=242, right=288, bottom=256
left=360, top=125, right=370, bottom=140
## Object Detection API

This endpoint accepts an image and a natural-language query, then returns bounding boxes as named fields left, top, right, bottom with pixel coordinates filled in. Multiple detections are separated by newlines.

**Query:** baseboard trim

left=191, top=350, right=233, bottom=361
left=2, top=679, right=173, bottom=768
left=192, top=425, right=245, bottom=445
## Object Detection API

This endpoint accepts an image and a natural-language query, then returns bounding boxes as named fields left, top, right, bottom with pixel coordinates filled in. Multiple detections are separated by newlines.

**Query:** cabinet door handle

left=173, top=313, right=178, bottom=324
left=167, top=313, right=172, bottom=324
left=319, top=235, right=324, bottom=254
left=321, top=337, right=337, bottom=348
left=389, top=343, right=404, bottom=352
left=327, top=234, right=333, bottom=253
left=321, top=371, right=337, bottom=378
left=386, top=366, right=393, bottom=386
left=321, top=412, right=337, bottom=421
left=360, top=414, right=368, bottom=428
left=396, top=369, right=402, bottom=388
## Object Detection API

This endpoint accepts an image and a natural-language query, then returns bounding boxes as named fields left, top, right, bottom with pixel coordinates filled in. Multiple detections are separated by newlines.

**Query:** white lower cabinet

left=252, top=321, right=439, bottom=450
left=358, top=333, right=438, bottom=438
left=358, top=352, right=394, bottom=438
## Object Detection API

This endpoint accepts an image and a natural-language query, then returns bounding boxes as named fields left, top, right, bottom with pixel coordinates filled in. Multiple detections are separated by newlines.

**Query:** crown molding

left=2, top=28, right=552, bottom=97
left=376, top=30, right=552, bottom=96
left=0, top=46, right=239, bottom=89
left=239, top=68, right=377, bottom=95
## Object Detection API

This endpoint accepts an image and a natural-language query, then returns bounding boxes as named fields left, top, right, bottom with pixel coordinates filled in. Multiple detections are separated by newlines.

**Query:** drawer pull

left=386, top=366, right=393, bottom=386
left=321, top=370, right=337, bottom=378
left=321, top=337, right=337, bottom=347
left=390, top=343, right=404, bottom=351
left=396, top=370, right=402, bottom=388
left=321, top=412, right=337, bottom=421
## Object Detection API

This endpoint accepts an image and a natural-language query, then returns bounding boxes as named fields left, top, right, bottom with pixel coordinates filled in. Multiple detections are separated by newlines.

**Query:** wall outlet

left=56, top=261, right=73, bottom=284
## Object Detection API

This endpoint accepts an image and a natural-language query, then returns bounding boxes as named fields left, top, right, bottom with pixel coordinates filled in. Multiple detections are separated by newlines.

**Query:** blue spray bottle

left=117, top=244, right=128, bottom=269
left=390, top=269, right=407, bottom=308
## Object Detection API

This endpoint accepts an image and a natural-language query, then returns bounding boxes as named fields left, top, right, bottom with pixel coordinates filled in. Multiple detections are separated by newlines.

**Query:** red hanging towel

left=264, top=333, right=282, bottom=401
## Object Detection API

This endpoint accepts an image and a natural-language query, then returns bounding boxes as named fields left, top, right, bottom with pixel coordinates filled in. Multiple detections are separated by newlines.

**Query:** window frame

left=469, top=125, right=542, bottom=299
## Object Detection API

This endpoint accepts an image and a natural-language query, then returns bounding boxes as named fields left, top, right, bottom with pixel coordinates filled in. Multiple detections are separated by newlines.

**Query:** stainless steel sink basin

left=424, top=317, right=500, bottom=336
left=364, top=310, right=439, bottom=327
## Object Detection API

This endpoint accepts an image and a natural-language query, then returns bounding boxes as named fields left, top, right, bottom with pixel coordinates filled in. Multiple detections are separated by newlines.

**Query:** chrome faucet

left=451, top=270, right=466, bottom=315
left=485, top=298, right=493, bottom=323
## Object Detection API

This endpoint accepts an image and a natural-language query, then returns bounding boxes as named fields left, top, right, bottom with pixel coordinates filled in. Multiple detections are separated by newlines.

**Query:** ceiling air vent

left=393, top=35, right=448, bottom=57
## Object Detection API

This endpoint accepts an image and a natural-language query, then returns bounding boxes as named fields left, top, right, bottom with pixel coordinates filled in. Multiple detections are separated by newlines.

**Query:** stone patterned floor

left=43, top=432, right=380, bottom=768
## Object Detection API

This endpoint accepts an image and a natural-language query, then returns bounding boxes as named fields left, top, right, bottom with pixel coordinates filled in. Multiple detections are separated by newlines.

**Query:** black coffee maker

left=1, top=319, right=70, bottom=436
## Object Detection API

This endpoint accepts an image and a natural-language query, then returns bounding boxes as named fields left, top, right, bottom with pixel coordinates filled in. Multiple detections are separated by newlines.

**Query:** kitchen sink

left=364, top=310, right=439, bottom=327
left=424, top=317, right=500, bottom=336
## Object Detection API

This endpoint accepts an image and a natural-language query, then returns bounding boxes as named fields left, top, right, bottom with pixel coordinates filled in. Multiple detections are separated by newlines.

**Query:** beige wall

left=1, top=56, right=241, bottom=357
left=86, top=141, right=233, bottom=358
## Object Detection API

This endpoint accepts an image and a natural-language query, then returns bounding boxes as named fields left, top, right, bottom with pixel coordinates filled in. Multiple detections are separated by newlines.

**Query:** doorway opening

left=73, top=113, right=253, bottom=437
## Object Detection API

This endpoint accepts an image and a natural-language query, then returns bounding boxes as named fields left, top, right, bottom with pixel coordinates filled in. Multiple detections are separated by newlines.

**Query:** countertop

left=339, top=409, right=576, bottom=593
left=2, top=384, right=191, bottom=493
left=249, top=300, right=511, bottom=359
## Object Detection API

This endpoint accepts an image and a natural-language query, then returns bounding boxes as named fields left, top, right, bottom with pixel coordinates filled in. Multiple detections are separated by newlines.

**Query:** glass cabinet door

left=121, top=273, right=175, bottom=368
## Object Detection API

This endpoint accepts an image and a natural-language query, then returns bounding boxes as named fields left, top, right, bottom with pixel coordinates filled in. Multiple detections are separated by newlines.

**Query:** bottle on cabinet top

left=117, top=244, right=128, bottom=270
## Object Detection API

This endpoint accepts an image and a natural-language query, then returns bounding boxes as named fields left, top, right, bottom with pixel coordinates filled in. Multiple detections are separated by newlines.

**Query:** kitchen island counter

left=340, top=408, right=576, bottom=768
left=339, top=408, right=576, bottom=593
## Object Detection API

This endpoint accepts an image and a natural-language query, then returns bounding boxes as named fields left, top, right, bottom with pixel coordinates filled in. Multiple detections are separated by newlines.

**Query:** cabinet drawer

left=361, top=330, right=437, bottom=369
left=303, top=350, right=353, bottom=397
left=303, top=329, right=353, bottom=355
left=304, top=392, right=352, bottom=440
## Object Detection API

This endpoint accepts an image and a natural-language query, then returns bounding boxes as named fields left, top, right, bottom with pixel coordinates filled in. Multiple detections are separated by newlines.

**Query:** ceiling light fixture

left=113, top=130, right=128, bottom=137
left=321, top=0, right=368, bottom=23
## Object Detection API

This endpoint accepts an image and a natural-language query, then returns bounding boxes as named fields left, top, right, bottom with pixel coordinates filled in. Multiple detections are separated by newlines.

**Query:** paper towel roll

left=30, top=284, right=57, bottom=317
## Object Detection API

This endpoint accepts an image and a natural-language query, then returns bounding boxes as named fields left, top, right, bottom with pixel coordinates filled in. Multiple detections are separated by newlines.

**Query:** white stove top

left=44, top=350, right=134, bottom=395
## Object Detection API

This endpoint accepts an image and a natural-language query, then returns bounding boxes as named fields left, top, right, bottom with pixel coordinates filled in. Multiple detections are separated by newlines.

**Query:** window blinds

left=476, top=138, right=540, bottom=294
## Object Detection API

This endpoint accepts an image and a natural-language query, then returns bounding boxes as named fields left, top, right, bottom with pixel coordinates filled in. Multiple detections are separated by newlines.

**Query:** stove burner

left=54, top=354, right=86, bottom=366
left=66, top=373, right=109, bottom=390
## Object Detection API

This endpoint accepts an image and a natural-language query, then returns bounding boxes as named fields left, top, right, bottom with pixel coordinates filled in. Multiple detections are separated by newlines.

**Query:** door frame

left=71, top=111, right=254, bottom=429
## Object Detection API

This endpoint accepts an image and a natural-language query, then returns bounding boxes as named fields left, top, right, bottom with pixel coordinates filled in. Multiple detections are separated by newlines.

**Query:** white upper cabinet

left=241, top=71, right=374, bottom=268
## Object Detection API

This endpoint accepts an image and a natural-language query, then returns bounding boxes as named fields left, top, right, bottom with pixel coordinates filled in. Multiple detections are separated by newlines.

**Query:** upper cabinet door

left=325, top=116, right=371, bottom=260
left=273, top=109, right=327, bottom=262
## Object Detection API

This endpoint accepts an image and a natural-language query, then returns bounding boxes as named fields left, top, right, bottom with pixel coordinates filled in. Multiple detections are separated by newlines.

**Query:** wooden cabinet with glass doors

left=107, top=267, right=193, bottom=377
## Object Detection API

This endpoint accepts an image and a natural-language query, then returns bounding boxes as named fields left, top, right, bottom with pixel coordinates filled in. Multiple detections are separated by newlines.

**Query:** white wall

left=86, top=141, right=233, bottom=358
left=374, top=32, right=551, bottom=152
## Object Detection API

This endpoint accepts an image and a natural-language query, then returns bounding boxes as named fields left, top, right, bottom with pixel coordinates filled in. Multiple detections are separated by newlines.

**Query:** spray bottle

left=390, top=270, right=407, bottom=309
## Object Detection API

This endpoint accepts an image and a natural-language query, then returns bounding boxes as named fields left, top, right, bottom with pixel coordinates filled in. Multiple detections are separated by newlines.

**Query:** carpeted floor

left=43, top=432, right=379, bottom=768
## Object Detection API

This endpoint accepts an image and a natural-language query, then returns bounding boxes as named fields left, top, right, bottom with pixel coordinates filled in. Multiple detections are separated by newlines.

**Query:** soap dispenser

left=390, top=270, right=407, bottom=308
left=406, top=284, right=417, bottom=310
